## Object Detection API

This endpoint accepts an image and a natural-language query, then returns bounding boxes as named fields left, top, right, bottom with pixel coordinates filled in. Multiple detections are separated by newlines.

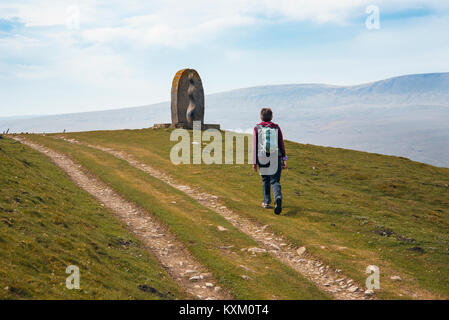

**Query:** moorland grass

left=26, top=134, right=329, bottom=300
left=56, top=128, right=449, bottom=299
left=0, top=137, right=186, bottom=299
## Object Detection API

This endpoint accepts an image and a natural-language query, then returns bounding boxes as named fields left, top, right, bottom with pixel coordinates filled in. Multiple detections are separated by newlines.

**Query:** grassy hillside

left=0, top=137, right=187, bottom=299
left=24, top=134, right=329, bottom=299
left=46, top=128, right=449, bottom=299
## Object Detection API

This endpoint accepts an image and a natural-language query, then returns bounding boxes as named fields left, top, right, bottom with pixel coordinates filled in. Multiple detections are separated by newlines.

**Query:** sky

left=1, top=0, right=449, bottom=117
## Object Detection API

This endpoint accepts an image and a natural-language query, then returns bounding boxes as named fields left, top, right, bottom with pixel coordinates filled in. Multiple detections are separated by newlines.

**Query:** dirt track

left=57, top=136, right=372, bottom=300
left=12, top=136, right=232, bottom=300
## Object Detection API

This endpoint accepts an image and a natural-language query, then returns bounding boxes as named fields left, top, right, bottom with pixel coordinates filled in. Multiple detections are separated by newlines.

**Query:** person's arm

left=278, top=127, right=287, bottom=169
left=252, top=126, right=258, bottom=171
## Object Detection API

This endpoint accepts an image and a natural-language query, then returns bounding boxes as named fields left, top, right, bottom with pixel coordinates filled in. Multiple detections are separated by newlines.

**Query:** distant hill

left=2, top=72, right=449, bottom=167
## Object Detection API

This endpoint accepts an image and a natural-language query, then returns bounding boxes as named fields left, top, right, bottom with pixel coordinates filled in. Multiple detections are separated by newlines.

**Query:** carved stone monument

left=171, top=68, right=204, bottom=129
left=154, top=68, right=220, bottom=130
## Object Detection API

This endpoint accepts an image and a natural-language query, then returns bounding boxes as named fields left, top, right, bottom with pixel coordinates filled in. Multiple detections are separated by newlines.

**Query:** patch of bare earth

left=12, top=136, right=230, bottom=300
left=58, top=136, right=373, bottom=300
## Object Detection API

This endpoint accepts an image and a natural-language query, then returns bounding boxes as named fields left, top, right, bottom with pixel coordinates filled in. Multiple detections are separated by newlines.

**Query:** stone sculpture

left=171, top=69, right=204, bottom=129
left=154, top=69, right=219, bottom=130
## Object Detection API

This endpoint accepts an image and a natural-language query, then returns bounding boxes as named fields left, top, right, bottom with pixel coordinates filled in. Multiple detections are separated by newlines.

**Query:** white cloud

left=1, top=0, right=448, bottom=51
left=3, top=1, right=448, bottom=45
left=255, top=0, right=449, bottom=22
left=1, top=0, right=449, bottom=116
left=81, top=13, right=255, bottom=48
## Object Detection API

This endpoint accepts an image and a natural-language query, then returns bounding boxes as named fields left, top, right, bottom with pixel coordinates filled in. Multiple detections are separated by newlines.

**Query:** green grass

left=53, top=128, right=449, bottom=299
left=25, top=134, right=329, bottom=300
left=0, top=137, right=187, bottom=300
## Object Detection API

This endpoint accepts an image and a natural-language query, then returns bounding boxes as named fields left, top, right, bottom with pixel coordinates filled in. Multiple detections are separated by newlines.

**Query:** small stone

left=241, top=275, right=250, bottom=280
left=189, top=276, right=201, bottom=282
left=219, top=245, right=234, bottom=250
left=348, top=285, right=358, bottom=293
left=205, top=282, right=214, bottom=288
left=248, top=247, right=266, bottom=254
left=240, top=265, right=252, bottom=272
left=214, top=286, right=221, bottom=292
left=185, top=269, right=196, bottom=275
left=391, top=275, right=402, bottom=281
left=217, top=226, right=228, bottom=232
left=364, top=289, right=374, bottom=296
left=297, top=247, right=306, bottom=256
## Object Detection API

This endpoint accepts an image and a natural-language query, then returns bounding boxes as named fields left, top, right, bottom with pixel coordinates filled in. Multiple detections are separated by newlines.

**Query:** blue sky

left=1, top=0, right=449, bottom=117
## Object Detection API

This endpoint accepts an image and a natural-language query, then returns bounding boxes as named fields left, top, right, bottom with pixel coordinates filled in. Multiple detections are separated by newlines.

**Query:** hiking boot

left=262, top=202, right=272, bottom=209
left=274, top=198, right=282, bottom=215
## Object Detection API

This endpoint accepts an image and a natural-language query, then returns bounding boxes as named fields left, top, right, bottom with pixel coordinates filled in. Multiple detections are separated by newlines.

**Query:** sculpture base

left=153, top=123, right=220, bottom=130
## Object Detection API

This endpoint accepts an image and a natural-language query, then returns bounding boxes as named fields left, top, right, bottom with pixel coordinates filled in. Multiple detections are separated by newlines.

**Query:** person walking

left=252, top=108, right=287, bottom=215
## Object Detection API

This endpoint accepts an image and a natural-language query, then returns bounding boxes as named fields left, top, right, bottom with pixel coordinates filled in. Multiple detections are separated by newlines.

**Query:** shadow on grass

left=283, top=207, right=304, bottom=217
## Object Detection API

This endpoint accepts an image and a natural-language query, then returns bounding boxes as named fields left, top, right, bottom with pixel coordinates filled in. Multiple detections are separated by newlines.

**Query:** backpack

left=257, top=124, right=279, bottom=158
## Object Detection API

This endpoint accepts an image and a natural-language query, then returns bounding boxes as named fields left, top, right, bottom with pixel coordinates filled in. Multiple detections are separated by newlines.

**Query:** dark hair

left=260, top=108, right=273, bottom=122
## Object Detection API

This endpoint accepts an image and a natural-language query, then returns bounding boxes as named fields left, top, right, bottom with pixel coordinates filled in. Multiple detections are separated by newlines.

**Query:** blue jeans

left=261, top=158, right=282, bottom=205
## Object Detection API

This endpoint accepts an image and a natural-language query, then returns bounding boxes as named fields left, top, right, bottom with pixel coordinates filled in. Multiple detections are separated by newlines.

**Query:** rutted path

left=12, top=136, right=231, bottom=300
left=58, top=136, right=373, bottom=300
